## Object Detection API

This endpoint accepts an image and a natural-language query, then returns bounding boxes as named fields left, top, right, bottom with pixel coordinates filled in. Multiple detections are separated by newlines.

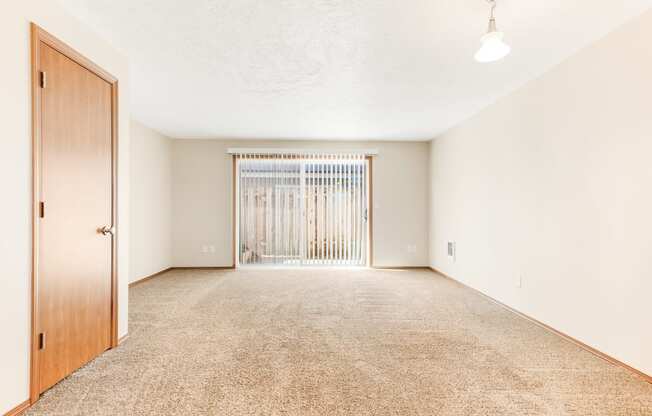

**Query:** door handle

left=99, top=226, right=115, bottom=236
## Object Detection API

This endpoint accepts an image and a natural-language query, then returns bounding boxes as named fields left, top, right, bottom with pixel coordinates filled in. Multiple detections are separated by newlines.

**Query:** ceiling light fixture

left=474, top=0, right=511, bottom=63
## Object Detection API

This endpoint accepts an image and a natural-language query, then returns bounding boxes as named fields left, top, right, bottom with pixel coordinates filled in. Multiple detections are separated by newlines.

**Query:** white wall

left=429, top=10, right=652, bottom=376
left=172, top=140, right=429, bottom=268
left=130, top=120, right=172, bottom=283
left=0, top=2, right=130, bottom=413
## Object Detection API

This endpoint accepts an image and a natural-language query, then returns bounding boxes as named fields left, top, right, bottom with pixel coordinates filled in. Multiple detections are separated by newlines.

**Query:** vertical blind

left=236, top=152, right=369, bottom=266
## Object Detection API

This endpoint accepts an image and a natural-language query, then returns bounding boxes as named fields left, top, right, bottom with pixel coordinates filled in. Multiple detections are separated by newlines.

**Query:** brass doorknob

left=99, top=226, right=115, bottom=236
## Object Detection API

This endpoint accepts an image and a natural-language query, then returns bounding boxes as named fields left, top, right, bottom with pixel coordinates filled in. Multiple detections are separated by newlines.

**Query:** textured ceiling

left=58, top=0, right=652, bottom=140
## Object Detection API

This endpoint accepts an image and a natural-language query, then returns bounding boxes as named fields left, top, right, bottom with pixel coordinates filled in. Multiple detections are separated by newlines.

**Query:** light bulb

left=474, top=30, right=511, bottom=63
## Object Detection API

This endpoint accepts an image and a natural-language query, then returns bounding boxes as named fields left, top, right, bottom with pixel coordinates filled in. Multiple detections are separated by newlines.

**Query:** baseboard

left=3, top=400, right=30, bottom=416
left=118, top=334, right=129, bottom=345
left=128, top=267, right=173, bottom=288
left=372, top=266, right=431, bottom=270
left=129, top=266, right=235, bottom=289
left=172, top=266, right=235, bottom=270
left=428, top=267, right=651, bottom=384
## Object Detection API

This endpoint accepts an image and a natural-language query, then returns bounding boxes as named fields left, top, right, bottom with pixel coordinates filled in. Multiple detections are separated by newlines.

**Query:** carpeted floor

left=26, top=268, right=651, bottom=415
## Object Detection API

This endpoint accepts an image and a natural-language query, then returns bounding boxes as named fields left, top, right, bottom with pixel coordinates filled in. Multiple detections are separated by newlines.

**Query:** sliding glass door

left=236, top=154, right=369, bottom=267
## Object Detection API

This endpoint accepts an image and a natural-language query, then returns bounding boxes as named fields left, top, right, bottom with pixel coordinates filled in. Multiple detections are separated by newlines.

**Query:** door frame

left=29, top=23, right=119, bottom=403
left=231, top=155, right=374, bottom=267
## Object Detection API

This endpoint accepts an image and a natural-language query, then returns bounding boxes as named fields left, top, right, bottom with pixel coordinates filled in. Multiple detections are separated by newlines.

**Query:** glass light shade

left=474, top=31, right=511, bottom=63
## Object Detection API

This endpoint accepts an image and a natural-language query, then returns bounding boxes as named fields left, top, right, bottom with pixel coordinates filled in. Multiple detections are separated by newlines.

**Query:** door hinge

left=40, top=71, right=47, bottom=88
left=39, top=201, right=45, bottom=218
left=38, top=333, right=45, bottom=350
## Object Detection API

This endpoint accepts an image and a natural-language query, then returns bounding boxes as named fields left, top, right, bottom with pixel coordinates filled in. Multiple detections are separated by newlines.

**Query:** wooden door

left=37, top=42, right=114, bottom=393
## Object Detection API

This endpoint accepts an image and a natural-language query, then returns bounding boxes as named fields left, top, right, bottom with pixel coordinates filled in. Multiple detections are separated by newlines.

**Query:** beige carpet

left=26, top=268, right=651, bottom=415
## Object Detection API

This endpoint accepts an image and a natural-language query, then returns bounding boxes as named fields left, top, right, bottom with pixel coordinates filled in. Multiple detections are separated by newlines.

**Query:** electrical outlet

left=201, top=245, right=209, bottom=253
left=407, top=244, right=417, bottom=253
left=209, top=245, right=216, bottom=253
left=447, top=241, right=456, bottom=262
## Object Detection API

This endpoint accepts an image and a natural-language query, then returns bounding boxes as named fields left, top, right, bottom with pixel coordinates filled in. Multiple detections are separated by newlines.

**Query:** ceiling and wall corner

left=57, top=0, right=652, bottom=140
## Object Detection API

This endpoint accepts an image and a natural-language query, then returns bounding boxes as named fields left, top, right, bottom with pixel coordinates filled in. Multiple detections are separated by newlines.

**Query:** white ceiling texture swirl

left=58, top=0, right=652, bottom=140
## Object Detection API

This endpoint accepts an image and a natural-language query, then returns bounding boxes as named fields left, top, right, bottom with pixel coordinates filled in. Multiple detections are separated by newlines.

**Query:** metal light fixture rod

left=487, top=0, right=498, bottom=33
